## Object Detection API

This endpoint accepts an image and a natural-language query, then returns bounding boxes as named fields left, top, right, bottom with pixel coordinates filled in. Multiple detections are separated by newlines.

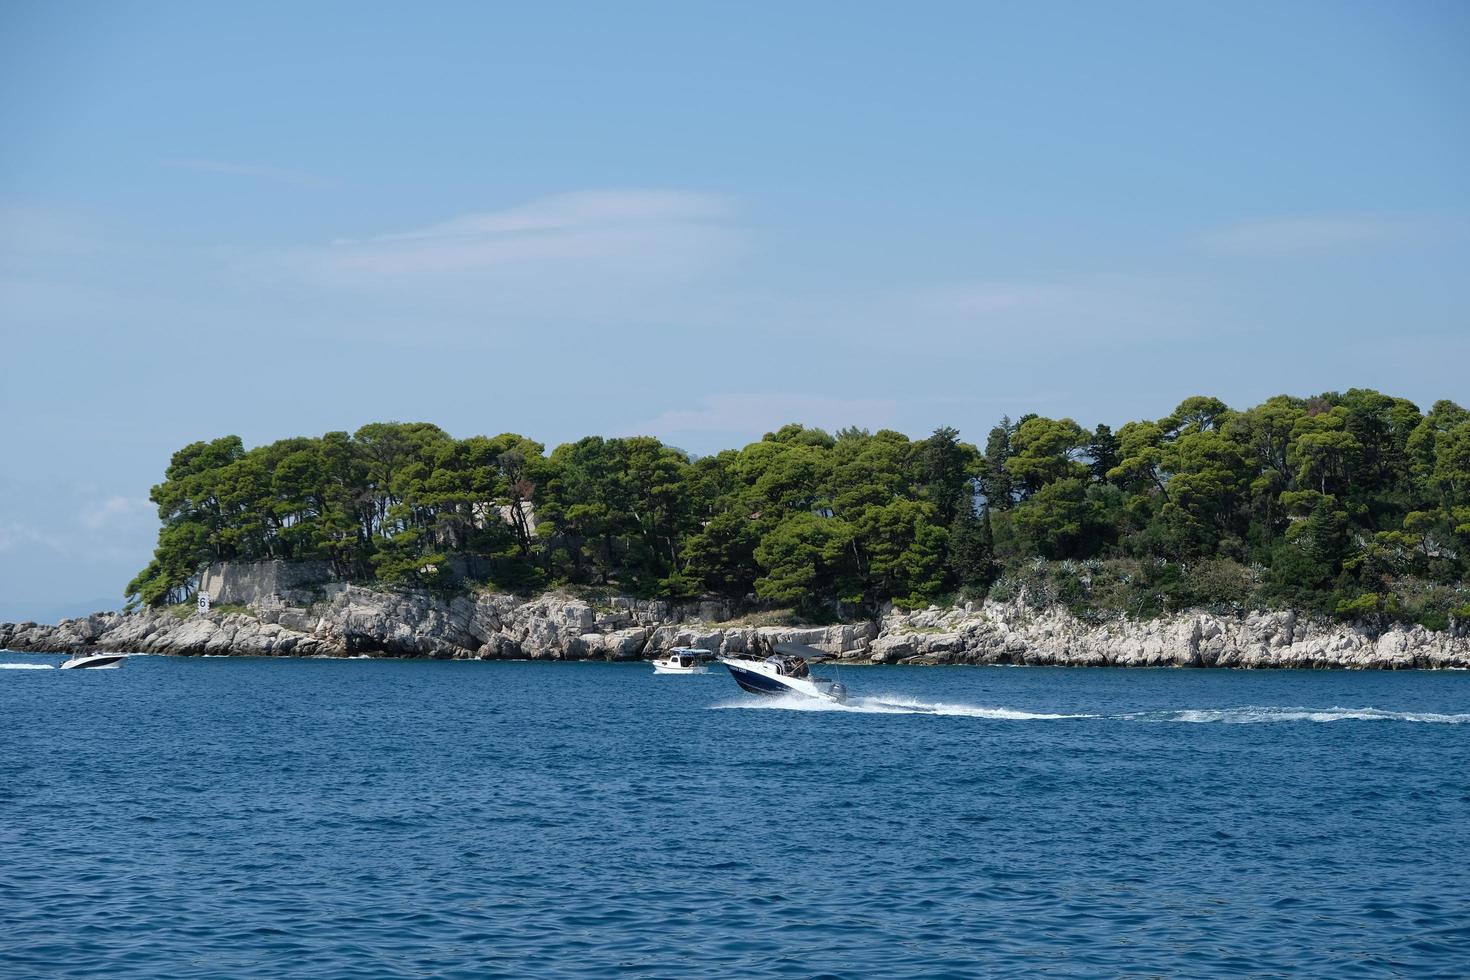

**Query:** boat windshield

left=765, top=655, right=809, bottom=678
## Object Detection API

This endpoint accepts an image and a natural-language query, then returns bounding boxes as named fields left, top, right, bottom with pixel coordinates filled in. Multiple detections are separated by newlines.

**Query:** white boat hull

left=719, top=657, right=845, bottom=702
left=651, top=647, right=713, bottom=673
left=59, top=653, right=128, bottom=669
left=652, top=662, right=708, bottom=674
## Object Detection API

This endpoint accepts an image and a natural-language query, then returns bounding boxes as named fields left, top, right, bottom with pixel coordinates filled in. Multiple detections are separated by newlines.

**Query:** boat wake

left=712, top=693, right=1090, bottom=719
left=713, top=697, right=1469, bottom=724
left=1123, top=706, right=1470, bottom=725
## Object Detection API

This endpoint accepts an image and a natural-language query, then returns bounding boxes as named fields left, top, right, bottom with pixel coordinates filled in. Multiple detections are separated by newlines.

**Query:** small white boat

left=651, top=648, right=712, bottom=673
left=59, top=652, right=128, bottom=670
left=720, top=643, right=847, bottom=703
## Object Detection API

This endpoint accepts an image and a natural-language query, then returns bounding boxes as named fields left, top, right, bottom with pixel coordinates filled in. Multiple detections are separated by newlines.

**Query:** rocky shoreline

left=3, top=584, right=1468, bottom=669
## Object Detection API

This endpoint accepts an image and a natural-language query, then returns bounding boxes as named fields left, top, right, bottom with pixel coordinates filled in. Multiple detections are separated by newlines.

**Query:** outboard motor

left=828, top=682, right=848, bottom=704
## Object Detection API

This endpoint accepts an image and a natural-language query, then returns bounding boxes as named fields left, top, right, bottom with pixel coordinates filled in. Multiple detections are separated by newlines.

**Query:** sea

left=2, top=654, right=1467, bottom=978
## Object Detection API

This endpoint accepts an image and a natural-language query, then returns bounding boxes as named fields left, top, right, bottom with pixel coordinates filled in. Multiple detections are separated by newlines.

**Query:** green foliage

left=1005, top=416, right=1090, bottom=493
left=917, top=426, right=979, bottom=525
left=991, top=557, right=1261, bottom=623
left=124, top=390, right=1469, bottom=631
left=1335, top=592, right=1386, bottom=618
left=1008, top=478, right=1109, bottom=559
left=948, top=503, right=997, bottom=595
left=753, top=511, right=855, bottom=612
left=977, top=418, right=1018, bottom=509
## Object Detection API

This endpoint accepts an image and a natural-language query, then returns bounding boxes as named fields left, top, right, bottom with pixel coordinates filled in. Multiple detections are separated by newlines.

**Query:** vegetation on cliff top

left=126, top=390, right=1470, bottom=628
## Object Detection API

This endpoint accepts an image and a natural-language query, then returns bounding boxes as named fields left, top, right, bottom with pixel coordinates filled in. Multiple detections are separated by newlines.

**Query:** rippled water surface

left=3, top=654, right=1468, bottom=977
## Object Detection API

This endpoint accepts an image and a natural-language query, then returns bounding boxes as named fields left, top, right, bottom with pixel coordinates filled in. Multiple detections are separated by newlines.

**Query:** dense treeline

left=127, top=390, right=1470, bottom=628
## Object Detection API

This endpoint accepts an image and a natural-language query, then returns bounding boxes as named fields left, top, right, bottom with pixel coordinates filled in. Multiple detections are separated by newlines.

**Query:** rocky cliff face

left=2, top=588, right=1467, bottom=669
left=870, top=602, right=1470, bottom=670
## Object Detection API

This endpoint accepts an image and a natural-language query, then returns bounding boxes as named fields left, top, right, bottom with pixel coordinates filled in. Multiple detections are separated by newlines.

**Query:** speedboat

left=719, top=643, right=847, bottom=703
left=59, top=652, right=127, bottom=669
left=652, top=647, right=712, bottom=673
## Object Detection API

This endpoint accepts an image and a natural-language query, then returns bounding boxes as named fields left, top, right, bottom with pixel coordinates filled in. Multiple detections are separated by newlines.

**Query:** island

left=4, top=388, right=1468, bottom=668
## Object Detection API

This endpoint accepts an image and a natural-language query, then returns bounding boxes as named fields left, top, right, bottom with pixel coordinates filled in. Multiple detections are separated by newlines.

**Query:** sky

left=1, top=0, right=1467, bottom=620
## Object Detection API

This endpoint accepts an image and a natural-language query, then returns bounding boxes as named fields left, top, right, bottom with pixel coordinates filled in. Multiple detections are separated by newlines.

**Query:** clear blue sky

left=1, top=1, right=1467, bottom=620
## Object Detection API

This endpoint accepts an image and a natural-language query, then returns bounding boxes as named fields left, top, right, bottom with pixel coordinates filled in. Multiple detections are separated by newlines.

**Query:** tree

left=753, top=512, right=855, bottom=613
left=828, top=429, right=910, bottom=515
left=948, top=501, right=997, bottom=593
left=1226, top=396, right=1304, bottom=484
left=619, top=436, right=695, bottom=587
left=1268, top=494, right=1354, bottom=609
left=1289, top=409, right=1362, bottom=497
left=977, top=418, right=1017, bottom=509
left=1162, top=395, right=1231, bottom=435
left=1156, top=429, right=1250, bottom=551
left=1108, top=422, right=1168, bottom=497
left=487, top=434, right=548, bottom=557
left=1430, top=417, right=1470, bottom=554
left=682, top=509, right=761, bottom=597
left=1005, top=417, right=1090, bottom=495
left=1088, top=424, right=1120, bottom=484
left=917, top=426, right=978, bottom=525
left=1010, top=478, right=1109, bottom=559
left=852, top=499, right=949, bottom=610
left=537, top=437, right=626, bottom=584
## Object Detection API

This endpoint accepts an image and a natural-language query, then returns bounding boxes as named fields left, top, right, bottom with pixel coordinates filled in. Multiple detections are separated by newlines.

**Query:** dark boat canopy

left=772, top=641, right=830, bottom=661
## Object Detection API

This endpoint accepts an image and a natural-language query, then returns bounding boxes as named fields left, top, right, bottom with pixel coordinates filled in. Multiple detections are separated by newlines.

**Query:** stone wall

left=196, top=560, right=338, bottom=607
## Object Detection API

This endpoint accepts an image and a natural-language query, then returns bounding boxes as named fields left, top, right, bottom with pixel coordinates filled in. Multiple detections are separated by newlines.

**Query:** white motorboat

left=652, top=647, right=713, bottom=673
left=719, top=643, right=847, bottom=703
left=59, top=652, right=127, bottom=669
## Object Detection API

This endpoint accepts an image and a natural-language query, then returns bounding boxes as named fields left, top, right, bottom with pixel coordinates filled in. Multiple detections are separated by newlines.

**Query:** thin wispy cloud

left=296, top=189, right=738, bottom=282
left=78, top=495, right=153, bottom=531
left=0, top=494, right=158, bottom=572
left=164, top=157, right=331, bottom=188
left=263, top=190, right=745, bottom=332
left=890, top=276, right=1196, bottom=346
left=1202, top=215, right=1433, bottom=254
left=343, top=190, right=731, bottom=246
left=0, top=522, right=65, bottom=554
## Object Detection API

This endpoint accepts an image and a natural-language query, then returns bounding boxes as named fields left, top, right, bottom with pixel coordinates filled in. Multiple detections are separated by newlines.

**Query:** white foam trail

left=855, top=695, right=1093, bottom=719
left=711, top=693, right=1091, bottom=719
left=0, top=663, right=56, bottom=670
left=712, top=695, right=1468, bottom=724
left=1133, top=706, right=1470, bottom=725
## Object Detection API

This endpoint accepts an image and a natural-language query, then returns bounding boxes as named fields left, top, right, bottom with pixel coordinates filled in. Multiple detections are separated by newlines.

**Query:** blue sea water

left=2, top=654, right=1468, bottom=978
